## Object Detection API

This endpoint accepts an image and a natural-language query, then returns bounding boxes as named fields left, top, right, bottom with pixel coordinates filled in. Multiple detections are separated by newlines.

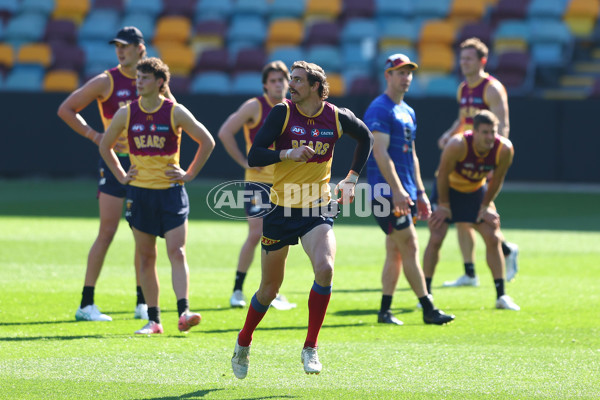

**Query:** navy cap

left=109, top=26, right=144, bottom=45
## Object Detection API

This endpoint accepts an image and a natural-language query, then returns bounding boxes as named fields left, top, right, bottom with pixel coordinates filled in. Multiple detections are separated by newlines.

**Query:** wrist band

left=285, top=149, right=293, bottom=160
left=85, top=127, right=94, bottom=139
left=346, top=170, right=359, bottom=184
left=417, top=190, right=425, bottom=196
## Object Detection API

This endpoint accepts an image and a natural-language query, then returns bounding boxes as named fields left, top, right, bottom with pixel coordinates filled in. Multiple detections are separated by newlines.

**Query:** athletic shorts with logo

left=125, top=184, right=189, bottom=237
left=98, top=155, right=130, bottom=198
left=371, top=197, right=417, bottom=234
left=430, top=186, right=485, bottom=223
left=244, top=182, right=272, bottom=218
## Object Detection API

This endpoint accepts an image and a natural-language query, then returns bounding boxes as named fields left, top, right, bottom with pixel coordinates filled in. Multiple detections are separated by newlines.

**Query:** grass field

left=0, top=179, right=599, bottom=399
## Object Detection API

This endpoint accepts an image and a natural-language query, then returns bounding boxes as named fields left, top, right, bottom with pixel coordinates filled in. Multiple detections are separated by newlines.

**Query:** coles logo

left=311, top=128, right=320, bottom=137
left=291, top=126, right=306, bottom=136
left=131, top=124, right=145, bottom=132
left=116, top=89, right=131, bottom=98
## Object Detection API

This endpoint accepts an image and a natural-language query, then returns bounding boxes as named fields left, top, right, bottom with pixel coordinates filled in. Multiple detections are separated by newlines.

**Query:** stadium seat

left=232, top=48, right=267, bottom=73
left=93, top=0, right=124, bottom=12
left=348, top=75, right=378, bottom=96
left=44, top=19, right=78, bottom=44
left=79, top=9, right=120, bottom=42
left=306, top=45, right=342, bottom=73
left=268, top=46, right=304, bottom=68
left=303, top=21, right=340, bottom=46
left=326, top=72, right=345, bottom=97
left=228, top=15, right=267, bottom=47
left=231, top=71, right=263, bottom=95
left=490, top=51, right=534, bottom=94
left=124, top=0, right=162, bottom=18
left=157, top=43, right=195, bottom=76
left=154, top=16, right=192, bottom=46
left=448, top=0, right=488, bottom=24
left=342, top=67, right=370, bottom=93
left=378, top=18, right=418, bottom=50
left=418, top=44, right=455, bottom=73
left=190, top=71, right=231, bottom=94
left=269, top=0, right=306, bottom=20
left=342, top=0, right=375, bottom=20
left=305, top=0, right=341, bottom=21
left=52, top=0, right=91, bottom=25
left=0, top=42, right=14, bottom=73
left=423, top=75, right=461, bottom=97
left=531, top=43, right=566, bottom=67
left=564, top=0, right=599, bottom=38
left=81, top=41, right=115, bottom=77
left=530, top=19, right=571, bottom=46
left=342, top=42, right=375, bottom=71
left=456, top=22, right=494, bottom=48
left=17, top=43, right=52, bottom=68
left=341, top=18, right=378, bottom=45
left=43, top=69, right=79, bottom=92
left=419, top=20, right=457, bottom=47
left=120, top=13, right=156, bottom=42
left=493, top=20, right=530, bottom=53
left=195, top=0, right=233, bottom=21
left=3, top=64, right=44, bottom=91
left=490, top=0, right=531, bottom=27
left=4, top=12, right=47, bottom=45
left=50, top=41, right=85, bottom=72
left=266, top=19, right=304, bottom=52
left=194, top=48, right=230, bottom=73
left=162, top=0, right=196, bottom=17
left=412, top=0, right=451, bottom=20
left=374, top=0, right=414, bottom=19
left=233, top=0, right=269, bottom=18
left=168, top=75, right=191, bottom=94
left=21, top=0, right=55, bottom=16
left=527, top=0, right=567, bottom=22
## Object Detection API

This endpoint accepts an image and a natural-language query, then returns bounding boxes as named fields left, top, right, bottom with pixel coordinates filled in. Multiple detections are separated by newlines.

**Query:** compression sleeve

left=338, top=107, right=374, bottom=175
left=247, top=103, right=288, bottom=167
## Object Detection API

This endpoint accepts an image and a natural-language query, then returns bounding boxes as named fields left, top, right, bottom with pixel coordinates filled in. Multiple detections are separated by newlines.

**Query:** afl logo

left=311, top=129, right=320, bottom=137
left=291, top=126, right=306, bottom=136
left=131, top=124, right=145, bottom=132
left=116, top=89, right=131, bottom=98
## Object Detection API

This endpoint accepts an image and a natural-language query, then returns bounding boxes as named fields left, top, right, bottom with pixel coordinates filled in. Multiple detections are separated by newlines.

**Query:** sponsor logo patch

left=291, top=126, right=306, bottom=135
left=261, top=236, right=281, bottom=246
left=131, top=124, right=145, bottom=132
left=116, top=89, right=131, bottom=98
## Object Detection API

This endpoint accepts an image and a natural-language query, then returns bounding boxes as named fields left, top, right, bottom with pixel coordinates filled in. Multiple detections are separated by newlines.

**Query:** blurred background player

left=365, top=54, right=454, bottom=326
left=424, top=110, right=520, bottom=311
left=99, top=57, right=215, bottom=334
left=435, top=37, right=519, bottom=289
left=218, top=61, right=295, bottom=311
left=231, top=61, right=373, bottom=378
left=58, top=26, right=153, bottom=322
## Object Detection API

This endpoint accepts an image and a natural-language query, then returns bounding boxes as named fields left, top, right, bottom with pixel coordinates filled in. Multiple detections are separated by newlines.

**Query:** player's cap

left=109, top=26, right=144, bottom=45
left=384, top=53, right=418, bottom=71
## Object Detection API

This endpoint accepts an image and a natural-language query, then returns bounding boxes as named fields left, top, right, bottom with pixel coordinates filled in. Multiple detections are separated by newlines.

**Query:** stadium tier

left=0, top=0, right=598, bottom=98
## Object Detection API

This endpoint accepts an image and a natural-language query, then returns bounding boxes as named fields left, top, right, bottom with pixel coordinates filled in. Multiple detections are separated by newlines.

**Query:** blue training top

left=364, top=93, right=418, bottom=200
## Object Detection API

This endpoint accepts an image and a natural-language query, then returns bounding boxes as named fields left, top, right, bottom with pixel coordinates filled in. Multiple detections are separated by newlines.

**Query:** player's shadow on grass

left=136, top=389, right=226, bottom=400
left=0, top=319, right=83, bottom=326
left=332, top=307, right=415, bottom=317
left=204, top=322, right=367, bottom=335
left=0, top=335, right=106, bottom=342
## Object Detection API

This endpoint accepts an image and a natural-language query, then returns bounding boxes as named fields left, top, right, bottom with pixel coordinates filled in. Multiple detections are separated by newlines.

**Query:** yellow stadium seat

left=420, top=20, right=457, bottom=47
left=266, top=19, right=304, bottom=52
left=44, top=70, right=80, bottom=92
left=0, top=43, right=14, bottom=69
left=17, top=43, right=52, bottom=67
left=157, top=44, right=195, bottom=76
left=418, top=44, right=455, bottom=73
left=53, top=0, right=91, bottom=25
left=565, top=17, right=596, bottom=38
left=305, top=0, right=341, bottom=20
left=154, top=16, right=192, bottom=45
left=493, top=39, right=528, bottom=54
left=449, top=0, right=487, bottom=23
left=326, top=73, right=345, bottom=97
left=564, top=0, right=599, bottom=18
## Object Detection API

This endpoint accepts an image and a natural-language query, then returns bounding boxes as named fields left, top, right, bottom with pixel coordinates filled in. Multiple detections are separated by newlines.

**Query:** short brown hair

left=473, top=110, right=499, bottom=130
left=460, top=37, right=489, bottom=60
left=262, top=60, right=289, bottom=91
left=291, top=60, right=329, bottom=100
left=136, top=57, right=170, bottom=94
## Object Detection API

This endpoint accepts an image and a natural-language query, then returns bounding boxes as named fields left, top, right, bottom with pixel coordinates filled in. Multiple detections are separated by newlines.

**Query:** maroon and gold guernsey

left=125, top=97, right=182, bottom=189
left=271, top=99, right=342, bottom=208
left=244, top=96, right=276, bottom=184
left=457, top=74, right=504, bottom=133
left=449, top=131, right=504, bottom=193
left=97, top=66, right=139, bottom=154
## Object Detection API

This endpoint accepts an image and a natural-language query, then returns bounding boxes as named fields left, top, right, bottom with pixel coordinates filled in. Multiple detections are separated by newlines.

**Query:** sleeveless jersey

left=125, top=98, right=182, bottom=189
left=457, top=74, right=501, bottom=133
left=244, top=96, right=275, bottom=184
left=271, top=99, right=342, bottom=208
left=97, top=66, right=138, bottom=154
left=449, top=131, right=503, bottom=193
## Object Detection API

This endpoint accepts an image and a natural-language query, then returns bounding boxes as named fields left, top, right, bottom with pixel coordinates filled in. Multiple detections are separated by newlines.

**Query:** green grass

left=0, top=179, right=599, bottom=399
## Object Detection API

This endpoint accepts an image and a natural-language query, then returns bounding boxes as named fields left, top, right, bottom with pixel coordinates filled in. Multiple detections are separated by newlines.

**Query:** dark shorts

left=244, top=182, right=272, bottom=218
left=430, top=186, right=485, bottom=223
left=125, top=185, right=189, bottom=237
left=261, top=202, right=337, bottom=252
left=98, top=155, right=130, bottom=198
left=371, top=197, right=417, bottom=234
